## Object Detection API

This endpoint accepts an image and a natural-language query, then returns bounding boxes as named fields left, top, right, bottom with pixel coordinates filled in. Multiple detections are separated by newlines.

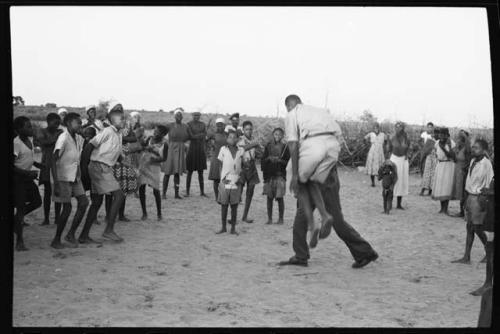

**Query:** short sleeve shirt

left=218, top=146, right=245, bottom=189
left=13, top=136, right=34, bottom=171
left=54, top=130, right=85, bottom=182
left=285, top=104, right=342, bottom=142
left=421, top=131, right=433, bottom=143
left=89, top=125, right=122, bottom=166
left=465, top=157, right=494, bottom=195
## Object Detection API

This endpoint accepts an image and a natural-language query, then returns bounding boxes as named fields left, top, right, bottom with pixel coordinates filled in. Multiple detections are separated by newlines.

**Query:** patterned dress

left=208, top=131, right=227, bottom=181
left=421, top=145, right=437, bottom=190
left=365, top=132, right=386, bottom=176
left=113, top=128, right=138, bottom=195
left=432, top=140, right=456, bottom=201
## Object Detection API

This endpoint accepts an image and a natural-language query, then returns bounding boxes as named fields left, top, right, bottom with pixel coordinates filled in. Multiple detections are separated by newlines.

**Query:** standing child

left=78, top=102, right=126, bottom=243
left=237, top=121, right=262, bottom=224
left=207, top=118, right=227, bottom=200
left=261, top=128, right=290, bottom=225
left=80, top=126, right=97, bottom=193
left=50, top=113, right=89, bottom=248
left=284, top=95, right=341, bottom=249
left=377, top=157, right=398, bottom=214
left=13, top=116, right=43, bottom=251
left=138, top=125, right=169, bottom=221
left=35, top=113, right=63, bottom=225
left=216, top=130, right=245, bottom=235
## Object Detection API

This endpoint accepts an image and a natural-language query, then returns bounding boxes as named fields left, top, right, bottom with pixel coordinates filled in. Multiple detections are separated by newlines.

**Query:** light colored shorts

left=52, top=179, right=85, bottom=203
left=88, top=160, right=121, bottom=195
left=298, top=135, right=340, bottom=184
left=217, top=183, right=241, bottom=206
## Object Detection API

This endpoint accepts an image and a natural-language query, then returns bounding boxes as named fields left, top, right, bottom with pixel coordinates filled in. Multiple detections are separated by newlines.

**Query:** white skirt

left=390, top=154, right=409, bottom=196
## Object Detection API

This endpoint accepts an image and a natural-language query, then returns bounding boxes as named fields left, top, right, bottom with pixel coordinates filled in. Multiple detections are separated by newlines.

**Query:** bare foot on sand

left=102, top=231, right=124, bottom=242
left=451, top=257, right=471, bottom=264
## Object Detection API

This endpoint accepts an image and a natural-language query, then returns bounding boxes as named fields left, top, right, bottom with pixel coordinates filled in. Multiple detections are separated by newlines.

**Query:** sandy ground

left=13, top=166, right=486, bottom=327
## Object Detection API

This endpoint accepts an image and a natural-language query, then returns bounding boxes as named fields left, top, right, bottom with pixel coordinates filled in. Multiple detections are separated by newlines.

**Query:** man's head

left=83, top=126, right=97, bottom=141
left=242, top=120, right=253, bottom=138
left=472, top=139, right=488, bottom=158
left=86, top=106, right=97, bottom=120
left=46, top=113, right=61, bottom=130
left=230, top=113, right=240, bottom=127
left=215, top=118, right=225, bottom=132
left=373, top=122, right=380, bottom=134
left=107, top=105, right=125, bottom=130
left=14, top=116, right=33, bottom=137
left=174, top=109, right=183, bottom=122
left=395, top=121, right=405, bottom=134
left=272, top=127, right=284, bottom=143
left=226, top=130, right=238, bottom=146
left=64, top=112, right=82, bottom=133
left=193, top=112, right=201, bottom=122
left=426, top=122, right=434, bottom=133
left=285, top=94, right=302, bottom=112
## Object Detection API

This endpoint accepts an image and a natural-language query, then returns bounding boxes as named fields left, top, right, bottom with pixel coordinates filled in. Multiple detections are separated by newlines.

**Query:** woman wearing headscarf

left=364, top=122, right=386, bottom=187
left=185, top=111, right=208, bottom=197
left=161, top=108, right=190, bottom=199
left=386, top=121, right=410, bottom=209
left=419, top=127, right=438, bottom=196
left=82, top=105, right=104, bottom=133
left=451, top=130, right=472, bottom=217
left=207, top=118, right=227, bottom=200
left=432, top=127, right=456, bottom=214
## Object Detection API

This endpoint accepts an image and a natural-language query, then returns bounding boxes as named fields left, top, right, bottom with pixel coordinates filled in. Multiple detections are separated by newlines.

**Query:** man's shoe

left=352, top=251, right=378, bottom=269
left=278, top=256, right=308, bottom=267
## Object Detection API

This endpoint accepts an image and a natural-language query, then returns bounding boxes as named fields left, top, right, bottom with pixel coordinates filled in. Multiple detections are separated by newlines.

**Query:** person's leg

left=185, top=170, right=192, bottom=196
left=198, top=170, right=207, bottom=196
left=477, top=285, right=493, bottom=327
left=153, top=189, right=162, bottom=220
left=419, top=187, right=425, bottom=196
left=278, top=201, right=309, bottom=266
left=174, top=173, right=182, bottom=199
left=277, top=198, right=285, bottom=224
left=65, top=194, right=89, bottom=243
left=213, top=181, right=220, bottom=200
left=105, top=194, right=112, bottom=222
left=382, top=189, right=388, bottom=214
left=54, top=202, right=62, bottom=225
left=318, top=167, right=378, bottom=265
left=78, top=193, right=103, bottom=243
left=162, top=174, right=169, bottom=199
left=474, top=225, right=488, bottom=262
left=387, top=189, right=393, bottom=213
left=103, top=189, right=125, bottom=241
left=370, top=175, right=375, bottom=187
left=118, top=196, right=130, bottom=221
left=41, top=182, right=51, bottom=225
left=443, top=200, right=449, bottom=215
left=396, top=196, right=404, bottom=210
left=230, top=204, right=238, bottom=235
left=452, top=222, right=474, bottom=264
left=139, top=184, right=147, bottom=220
left=217, top=204, right=228, bottom=234
left=470, top=236, right=493, bottom=296
left=14, top=179, right=29, bottom=251
left=241, top=184, right=255, bottom=223
left=51, top=202, right=72, bottom=249
left=266, top=197, right=273, bottom=224
left=309, top=182, right=333, bottom=228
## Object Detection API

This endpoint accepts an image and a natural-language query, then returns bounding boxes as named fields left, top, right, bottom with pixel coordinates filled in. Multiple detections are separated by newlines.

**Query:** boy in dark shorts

left=237, top=121, right=262, bottom=224
left=378, top=157, right=398, bottom=214
left=261, top=128, right=290, bottom=224
left=50, top=113, right=89, bottom=249
left=13, top=116, right=43, bottom=251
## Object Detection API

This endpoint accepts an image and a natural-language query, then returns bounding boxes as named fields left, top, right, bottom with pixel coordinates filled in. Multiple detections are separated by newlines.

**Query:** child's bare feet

left=309, top=225, right=320, bottom=249
left=216, top=227, right=227, bottom=234
left=265, top=219, right=273, bottom=225
left=162, top=194, right=167, bottom=200
left=230, top=228, right=239, bottom=235
left=78, top=236, right=102, bottom=245
left=50, top=240, right=65, bottom=249
left=276, top=219, right=284, bottom=225
left=64, top=235, right=78, bottom=246
left=141, top=214, right=148, bottom=221
left=102, top=231, right=124, bottom=242
left=16, top=242, right=28, bottom=251
left=157, top=215, right=163, bottom=222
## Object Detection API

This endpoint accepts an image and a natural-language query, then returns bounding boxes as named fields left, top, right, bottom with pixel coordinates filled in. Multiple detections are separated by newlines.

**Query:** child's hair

left=13, top=116, right=30, bottom=131
left=63, top=112, right=81, bottom=126
left=475, top=138, right=489, bottom=151
left=156, top=125, right=168, bottom=136
left=46, top=113, right=61, bottom=123
left=242, top=120, right=253, bottom=128
left=285, top=94, right=302, bottom=105
left=272, top=127, right=284, bottom=135
left=83, top=126, right=97, bottom=138
left=427, top=122, right=434, bottom=127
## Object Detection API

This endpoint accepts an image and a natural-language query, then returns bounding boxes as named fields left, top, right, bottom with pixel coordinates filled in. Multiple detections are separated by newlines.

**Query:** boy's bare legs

left=103, top=189, right=125, bottom=242
left=266, top=197, right=273, bottom=224
left=65, top=195, right=89, bottom=243
left=308, top=181, right=333, bottom=247
left=162, top=174, right=169, bottom=199
left=277, top=198, right=285, bottom=224
left=230, top=204, right=238, bottom=235
left=78, top=193, right=103, bottom=244
left=51, top=202, right=74, bottom=249
left=241, top=184, right=255, bottom=223
left=217, top=204, right=228, bottom=234
left=296, top=182, right=318, bottom=248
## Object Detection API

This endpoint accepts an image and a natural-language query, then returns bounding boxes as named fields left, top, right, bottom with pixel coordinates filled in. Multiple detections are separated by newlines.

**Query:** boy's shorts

left=88, top=160, right=121, bottom=195
left=298, top=135, right=340, bottom=184
left=217, top=183, right=241, bottom=205
left=263, top=176, right=286, bottom=199
left=52, top=179, right=85, bottom=203
left=465, top=194, right=486, bottom=225
left=240, top=162, right=260, bottom=186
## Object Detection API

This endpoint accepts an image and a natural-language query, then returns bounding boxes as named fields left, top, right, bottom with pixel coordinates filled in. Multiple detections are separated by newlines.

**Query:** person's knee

left=112, top=190, right=125, bottom=201
left=90, top=194, right=103, bottom=207
left=77, top=195, right=89, bottom=209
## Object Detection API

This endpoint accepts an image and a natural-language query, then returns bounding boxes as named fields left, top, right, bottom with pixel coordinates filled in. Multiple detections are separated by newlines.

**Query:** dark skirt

left=186, top=140, right=207, bottom=171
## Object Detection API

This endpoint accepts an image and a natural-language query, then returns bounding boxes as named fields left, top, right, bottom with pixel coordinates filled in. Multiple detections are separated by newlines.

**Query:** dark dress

left=208, top=132, right=227, bottom=181
left=261, top=141, right=290, bottom=199
left=186, top=120, right=207, bottom=171
left=80, top=140, right=93, bottom=191
left=35, top=128, right=62, bottom=184
left=451, top=146, right=469, bottom=201
left=162, top=122, right=189, bottom=175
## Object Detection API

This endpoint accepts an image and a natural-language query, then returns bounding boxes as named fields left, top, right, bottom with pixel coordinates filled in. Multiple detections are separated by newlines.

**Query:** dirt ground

left=13, top=166, right=486, bottom=327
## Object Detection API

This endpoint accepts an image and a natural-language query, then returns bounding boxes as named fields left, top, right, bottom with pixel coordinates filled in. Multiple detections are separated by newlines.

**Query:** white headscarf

left=85, top=105, right=96, bottom=114
left=57, top=108, right=68, bottom=115
left=215, top=117, right=225, bottom=124
left=108, top=101, right=123, bottom=113
left=130, top=111, right=140, bottom=119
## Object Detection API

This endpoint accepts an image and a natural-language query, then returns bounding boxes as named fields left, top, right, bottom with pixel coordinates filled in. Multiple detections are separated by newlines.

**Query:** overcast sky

left=10, top=6, right=493, bottom=128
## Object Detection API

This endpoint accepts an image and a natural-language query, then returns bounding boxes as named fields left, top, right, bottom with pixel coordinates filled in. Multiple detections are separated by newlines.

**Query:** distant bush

left=45, top=103, right=57, bottom=108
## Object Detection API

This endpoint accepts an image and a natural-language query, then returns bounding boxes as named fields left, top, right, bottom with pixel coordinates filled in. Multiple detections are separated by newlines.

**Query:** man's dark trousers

left=292, top=166, right=376, bottom=262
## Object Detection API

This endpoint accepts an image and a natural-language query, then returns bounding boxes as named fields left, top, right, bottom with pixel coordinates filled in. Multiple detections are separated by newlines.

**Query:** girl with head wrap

left=420, top=127, right=438, bottom=196
left=386, top=121, right=410, bottom=209
left=364, top=122, right=387, bottom=187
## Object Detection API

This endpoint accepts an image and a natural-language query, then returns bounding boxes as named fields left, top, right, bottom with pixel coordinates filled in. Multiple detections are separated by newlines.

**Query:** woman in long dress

left=432, top=127, right=456, bottom=214
left=185, top=112, right=208, bottom=197
left=207, top=118, right=227, bottom=200
left=386, top=122, right=410, bottom=209
left=451, top=130, right=471, bottom=217
left=138, top=125, right=168, bottom=221
left=420, top=133, right=438, bottom=196
left=364, top=122, right=386, bottom=187
left=161, top=109, right=189, bottom=199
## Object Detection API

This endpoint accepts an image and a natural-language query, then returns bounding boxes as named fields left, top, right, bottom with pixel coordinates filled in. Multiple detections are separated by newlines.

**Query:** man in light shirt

left=224, top=113, right=244, bottom=137
left=452, top=139, right=493, bottom=265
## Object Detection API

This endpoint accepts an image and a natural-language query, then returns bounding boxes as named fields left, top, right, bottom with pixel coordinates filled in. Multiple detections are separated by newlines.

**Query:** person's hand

left=289, top=175, right=299, bottom=196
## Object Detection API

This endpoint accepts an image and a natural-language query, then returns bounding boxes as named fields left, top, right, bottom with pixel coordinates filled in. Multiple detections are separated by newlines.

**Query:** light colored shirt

left=53, top=130, right=85, bottom=182
left=224, top=124, right=243, bottom=134
left=89, top=125, right=122, bottom=166
left=218, top=146, right=245, bottom=189
left=13, top=136, right=34, bottom=171
left=237, top=135, right=257, bottom=163
left=435, top=140, right=456, bottom=161
left=465, top=157, right=494, bottom=195
left=421, top=131, right=433, bottom=143
left=83, top=119, right=104, bottom=133
left=285, top=104, right=342, bottom=143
